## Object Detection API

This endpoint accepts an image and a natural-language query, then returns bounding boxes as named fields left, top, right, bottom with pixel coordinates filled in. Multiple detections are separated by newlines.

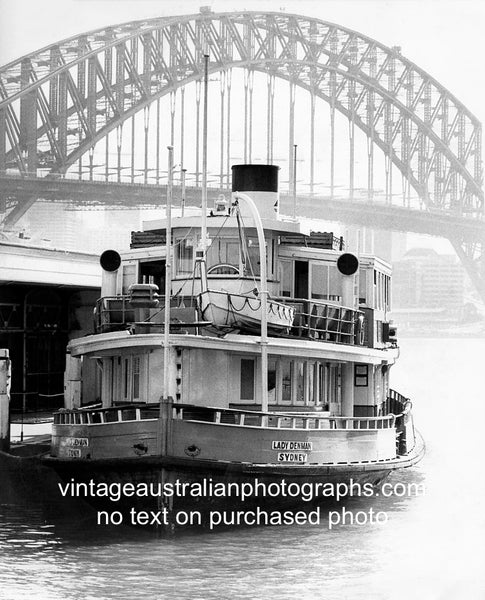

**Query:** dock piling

left=0, top=350, right=11, bottom=453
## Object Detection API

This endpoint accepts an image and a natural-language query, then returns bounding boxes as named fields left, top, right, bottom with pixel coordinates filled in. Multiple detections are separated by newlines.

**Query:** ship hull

left=42, top=434, right=424, bottom=529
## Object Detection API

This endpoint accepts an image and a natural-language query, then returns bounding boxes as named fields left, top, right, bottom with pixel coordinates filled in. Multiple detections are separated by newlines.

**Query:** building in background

left=344, top=227, right=407, bottom=263
left=14, top=203, right=141, bottom=253
left=15, top=202, right=79, bottom=249
left=391, top=248, right=471, bottom=333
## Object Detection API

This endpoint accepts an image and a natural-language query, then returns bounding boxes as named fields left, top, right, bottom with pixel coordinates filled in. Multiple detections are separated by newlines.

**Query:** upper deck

left=90, top=164, right=395, bottom=351
left=93, top=221, right=394, bottom=351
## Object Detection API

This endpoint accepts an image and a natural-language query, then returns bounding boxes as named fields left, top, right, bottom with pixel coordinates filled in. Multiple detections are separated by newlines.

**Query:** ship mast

left=201, top=52, right=209, bottom=252
left=195, top=52, right=210, bottom=293
left=163, top=145, right=173, bottom=399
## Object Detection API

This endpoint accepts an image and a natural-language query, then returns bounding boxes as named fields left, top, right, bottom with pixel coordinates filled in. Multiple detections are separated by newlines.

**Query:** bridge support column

left=1, top=193, right=39, bottom=229
left=20, top=59, right=38, bottom=174
left=451, top=238, right=485, bottom=305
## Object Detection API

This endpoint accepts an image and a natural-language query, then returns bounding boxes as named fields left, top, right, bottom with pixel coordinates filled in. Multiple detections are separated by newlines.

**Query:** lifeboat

left=198, top=289, right=295, bottom=333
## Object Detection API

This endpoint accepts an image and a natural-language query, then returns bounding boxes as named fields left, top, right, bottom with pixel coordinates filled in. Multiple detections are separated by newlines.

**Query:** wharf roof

left=0, top=241, right=101, bottom=288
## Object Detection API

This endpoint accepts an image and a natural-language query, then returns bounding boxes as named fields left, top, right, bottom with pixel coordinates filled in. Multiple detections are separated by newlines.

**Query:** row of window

left=96, top=353, right=372, bottom=409
left=280, top=259, right=391, bottom=311
left=374, top=270, right=391, bottom=311
left=100, top=355, right=145, bottom=404
left=176, top=236, right=274, bottom=278
left=240, top=357, right=341, bottom=408
left=119, top=249, right=391, bottom=314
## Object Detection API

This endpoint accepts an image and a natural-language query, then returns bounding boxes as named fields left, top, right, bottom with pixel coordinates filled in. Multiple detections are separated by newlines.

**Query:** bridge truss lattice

left=0, top=10, right=484, bottom=297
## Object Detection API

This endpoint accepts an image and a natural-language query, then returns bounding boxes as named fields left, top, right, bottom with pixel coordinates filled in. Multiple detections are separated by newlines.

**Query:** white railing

left=54, top=401, right=403, bottom=430
left=172, top=404, right=395, bottom=430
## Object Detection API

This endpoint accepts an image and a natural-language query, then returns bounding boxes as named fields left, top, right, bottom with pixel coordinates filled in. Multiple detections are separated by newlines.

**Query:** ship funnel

left=337, top=253, right=359, bottom=309
left=100, top=249, right=121, bottom=297
left=231, top=164, right=279, bottom=220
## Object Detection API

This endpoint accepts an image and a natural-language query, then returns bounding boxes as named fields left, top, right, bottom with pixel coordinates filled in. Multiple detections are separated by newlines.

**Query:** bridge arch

left=0, top=10, right=482, bottom=219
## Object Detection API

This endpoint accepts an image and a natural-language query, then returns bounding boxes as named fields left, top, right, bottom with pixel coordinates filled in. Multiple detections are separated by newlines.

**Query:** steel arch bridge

left=0, top=9, right=484, bottom=297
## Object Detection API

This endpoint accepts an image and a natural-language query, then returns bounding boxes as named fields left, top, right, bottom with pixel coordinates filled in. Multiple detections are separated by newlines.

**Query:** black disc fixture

left=100, top=249, right=121, bottom=272
left=337, top=253, right=359, bottom=276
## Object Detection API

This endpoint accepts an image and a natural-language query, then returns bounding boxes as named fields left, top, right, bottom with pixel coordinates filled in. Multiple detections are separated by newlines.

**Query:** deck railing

left=382, top=389, right=412, bottom=416
left=54, top=404, right=160, bottom=425
left=94, top=295, right=135, bottom=333
left=274, top=297, right=365, bottom=345
left=93, top=293, right=367, bottom=346
left=93, top=295, right=203, bottom=334
left=54, top=402, right=395, bottom=430
left=54, top=390, right=412, bottom=429
left=173, top=404, right=395, bottom=430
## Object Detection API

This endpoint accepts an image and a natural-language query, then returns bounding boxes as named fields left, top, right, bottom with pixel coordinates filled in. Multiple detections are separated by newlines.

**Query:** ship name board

left=277, top=452, right=308, bottom=463
left=272, top=441, right=312, bottom=451
left=64, top=437, right=89, bottom=447
left=66, top=449, right=82, bottom=458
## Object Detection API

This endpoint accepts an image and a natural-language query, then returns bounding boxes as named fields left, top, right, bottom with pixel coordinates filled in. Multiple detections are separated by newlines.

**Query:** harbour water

left=1, top=338, right=484, bottom=600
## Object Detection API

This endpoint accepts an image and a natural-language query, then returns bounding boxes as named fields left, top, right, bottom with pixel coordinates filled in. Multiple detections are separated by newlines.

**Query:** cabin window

left=310, top=262, right=341, bottom=301
left=373, top=271, right=390, bottom=311
left=123, top=357, right=130, bottom=400
left=270, top=239, right=276, bottom=277
left=328, top=266, right=340, bottom=301
left=207, top=238, right=240, bottom=273
left=245, top=238, right=262, bottom=277
left=326, top=364, right=333, bottom=404
left=133, top=356, right=141, bottom=399
left=318, top=363, right=327, bottom=408
left=99, top=358, right=108, bottom=406
left=374, top=271, right=379, bottom=309
left=294, top=361, right=305, bottom=404
left=111, top=356, right=121, bottom=401
left=270, top=359, right=334, bottom=408
left=328, top=364, right=342, bottom=406
left=379, top=273, right=384, bottom=310
left=240, top=359, right=255, bottom=400
left=359, top=269, right=367, bottom=305
left=310, top=263, right=327, bottom=300
left=140, top=260, right=165, bottom=292
left=307, top=362, right=315, bottom=405
left=281, top=359, right=292, bottom=404
left=279, top=261, right=293, bottom=297
left=268, top=358, right=277, bottom=404
left=111, top=354, right=147, bottom=404
left=376, top=320, right=382, bottom=343
left=227, top=241, right=241, bottom=268
left=354, top=364, right=369, bottom=387
left=176, top=239, right=194, bottom=275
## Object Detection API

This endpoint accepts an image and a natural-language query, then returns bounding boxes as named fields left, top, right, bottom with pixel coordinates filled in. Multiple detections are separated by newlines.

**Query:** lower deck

left=66, top=332, right=399, bottom=422
left=51, top=391, right=417, bottom=467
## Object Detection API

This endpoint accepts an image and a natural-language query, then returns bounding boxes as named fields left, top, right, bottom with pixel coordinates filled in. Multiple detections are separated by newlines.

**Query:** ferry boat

left=40, top=162, right=424, bottom=522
